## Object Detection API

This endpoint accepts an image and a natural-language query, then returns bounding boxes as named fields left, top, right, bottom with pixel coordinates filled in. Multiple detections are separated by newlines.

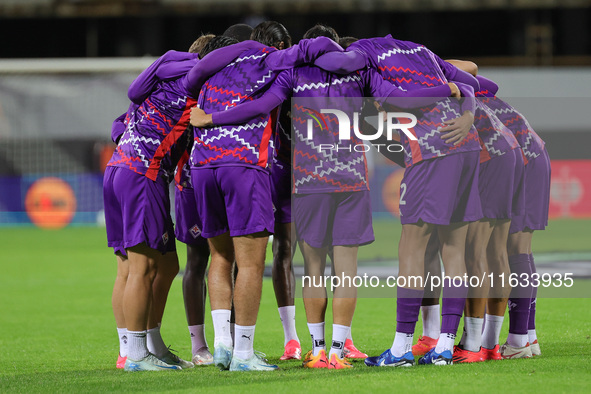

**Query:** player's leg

left=215, top=166, right=277, bottom=371
left=503, top=229, right=534, bottom=358
left=104, top=166, right=131, bottom=368
left=418, top=151, right=482, bottom=366
left=500, top=147, right=537, bottom=359
left=414, top=232, right=442, bottom=356
left=482, top=219, right=512, bottom=360
left=328, top=244, right=358, bottom=369
left=123, top=244, right=179, bottom=370
left=272, top=221, right=302, bottom=360
left=426, top=221, right=470, bottom=364
left=175, top=183, right=214, bottom=364
left=207, top=232, right=235, bottom=370
left=147, top=250, right=194, bottom=368
left=300, top=240, right=329, bottom=368
left=327, top=246, right=367, bottom=359
left=293, top=193, right=332, bottom=368
left=327, top=190, right=373, bottom=369
left=190, top=167, right=236, bottom=369
left=271, top=161, right=301, bottom=360
left=112, top=253, right=129, bottom=368
left=182, top=241, right=212, bottom=365
left=522, top=148, right=551, bottom=356
left=366, top=220, right=434, bottom=368
left=454, top=219, right=494, bottom=363
left=104, top=166, right=179, bottom=371
left=231, top=231, right=278, bottom=370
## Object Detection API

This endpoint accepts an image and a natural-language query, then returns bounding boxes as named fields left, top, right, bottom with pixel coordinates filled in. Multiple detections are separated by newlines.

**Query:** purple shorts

left=510, top=148, right=551, bottom=233
left=174, top=186, right=208, bottom=246
left=399, top=151, right=483, bottom=225
left=103, top=166, right=176, bottom=255
left=190, top=166, right=275, bottom=238
left=271, top=160, right=292, bottom=224
left=293, top=191, right=374, bottom=248
left=479, top=149, right=519, bottom=220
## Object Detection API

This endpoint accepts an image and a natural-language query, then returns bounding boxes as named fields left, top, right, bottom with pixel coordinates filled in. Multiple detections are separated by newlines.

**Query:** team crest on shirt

left=162, top=232, right=169, bottom=244
left=190, top=225, right=202, bottom=238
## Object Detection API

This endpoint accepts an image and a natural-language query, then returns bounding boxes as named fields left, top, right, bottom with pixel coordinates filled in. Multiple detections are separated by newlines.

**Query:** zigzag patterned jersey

left=107, top=76, right=195, bottom=183
left=190, top=47, right=279, bottom=172
left=349, top=35, right=481, bottom=167
left=474, top=100, right=520, bottom=163
left=476, top=89, right=545, bottom=164
left=269, top=66, right=398, bottom=194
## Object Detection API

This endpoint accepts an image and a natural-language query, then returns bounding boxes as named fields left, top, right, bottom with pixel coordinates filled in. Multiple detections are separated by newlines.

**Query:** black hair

left=339, top=36, right=359, bottom=49
left=303, top=24, right=339, bottom=42
left=199, top=35, right=239, bottom=59
left=222, top=24, right=254, bottom=42
left=250, top=21, right=292, bottom=49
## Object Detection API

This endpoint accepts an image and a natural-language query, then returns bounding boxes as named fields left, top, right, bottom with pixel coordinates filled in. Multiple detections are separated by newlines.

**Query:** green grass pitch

left=1, top=219, right=590, bottom=392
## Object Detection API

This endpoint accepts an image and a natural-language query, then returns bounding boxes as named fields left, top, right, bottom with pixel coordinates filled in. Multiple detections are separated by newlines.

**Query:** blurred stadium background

left=0, top=0, right=589, bottom=247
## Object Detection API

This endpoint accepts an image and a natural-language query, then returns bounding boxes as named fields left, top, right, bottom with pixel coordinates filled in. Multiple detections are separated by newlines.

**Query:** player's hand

left=190, top=107, right=213, bottom=127
left=448, top=82, right=461, bottom=98
left=438, top=110, right=474, bottom=145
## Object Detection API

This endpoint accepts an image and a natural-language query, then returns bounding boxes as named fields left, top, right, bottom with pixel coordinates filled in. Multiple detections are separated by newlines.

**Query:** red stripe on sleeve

left=146, top=97, right=197, bottom=181
left=258, top=107, right=279, bottom=168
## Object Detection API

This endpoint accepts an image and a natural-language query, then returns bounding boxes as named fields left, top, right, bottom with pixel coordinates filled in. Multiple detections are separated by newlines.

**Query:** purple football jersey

left=108, top=74, right=196, bottom=183
left=109, top=41, right=263, bottom=183
left=267, top=66, right=399, bottom=194
left=480, top=96, right=545, bottom=164
left=349, top=35, right=481, bottom=167
left=190, top=37, right=343, bottom=172
left=474, top=100, right=519, bottom=163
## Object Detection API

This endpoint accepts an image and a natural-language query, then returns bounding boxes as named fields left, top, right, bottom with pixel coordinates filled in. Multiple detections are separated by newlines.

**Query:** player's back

left=192, top=46, right=279, bottom=171
left=286, top=65, right=372, bottom=194
left=108, top=77, right=195, bottom=182
left=474, top=100, right=520, bottom=163
left=350, top=35, right=447, bottom=90
left=349, top=35, right=480, bottom=167
left=481, top=96, right=545, bottom=161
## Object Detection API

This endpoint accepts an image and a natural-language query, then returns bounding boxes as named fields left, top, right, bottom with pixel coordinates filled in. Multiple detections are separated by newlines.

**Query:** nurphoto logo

left=305, top=108, right=417, bottom=153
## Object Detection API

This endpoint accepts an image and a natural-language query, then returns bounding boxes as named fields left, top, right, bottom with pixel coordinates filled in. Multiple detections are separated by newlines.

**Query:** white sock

left=390, top=332, right=413, bottom=357
left=329, top=324, right=349, bottom=358
left=421, top=305, right=441, bottom=339
left=507, top=333, right=529, bottom=348
left=528, top=329, right=537, bottom=343
left=117, top=327, right=128, bottom=357
left=278, top=306, right=299, bottom=346
left=233, top=324, right=255, bottom=360
left=188, top=324, right=208, bottom=355
left=127, top=330, right=149, bottom=361
left=307, top=322, right=325, bottom=356
left=434, top=332, right=456, bottom=353
left=211, top=309, right=233, bottom=348
left=460, top=317, right=484, bottom=352
left=481, top=314, right=504, bottom=349
left=147, top=327, right=169, bottom=358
